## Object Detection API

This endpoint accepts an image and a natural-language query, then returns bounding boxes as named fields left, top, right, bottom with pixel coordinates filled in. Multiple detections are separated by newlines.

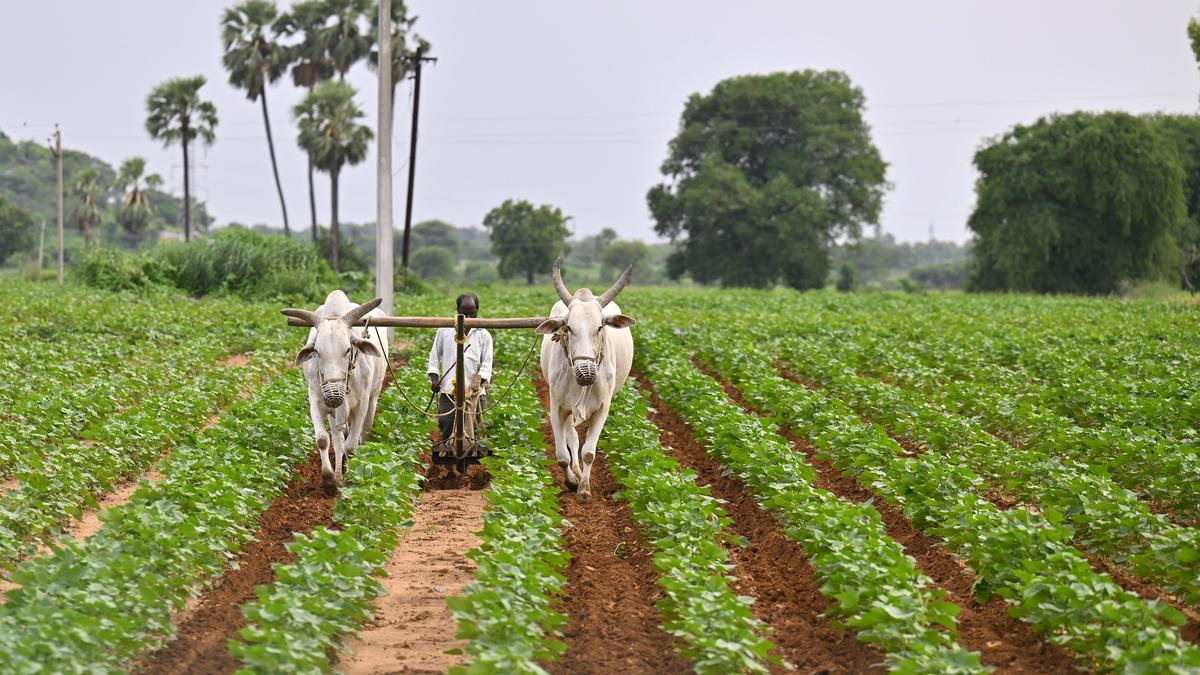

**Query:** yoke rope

left=387, top=328, right=542, bottom=420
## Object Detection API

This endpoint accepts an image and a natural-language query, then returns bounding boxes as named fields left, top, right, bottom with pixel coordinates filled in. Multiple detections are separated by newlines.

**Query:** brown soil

left=777, top=366, right=1200, bottom=646
left=220, top=354, right=252, bottom=368
left=67, top=467, right=166, bottom=543
left=137, top=453, right=337, bottom=675
left=339, top=489, right=486, bottom=674
left=634, top=376, right=882, bottom=673
left=534, top=379, right=690, bottom=675
left=655, top=368, right=1079, bottom=673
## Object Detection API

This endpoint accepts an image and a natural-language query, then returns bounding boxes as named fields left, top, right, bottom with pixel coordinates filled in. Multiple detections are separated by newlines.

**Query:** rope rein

left=387, top=327, right=543, bottom=420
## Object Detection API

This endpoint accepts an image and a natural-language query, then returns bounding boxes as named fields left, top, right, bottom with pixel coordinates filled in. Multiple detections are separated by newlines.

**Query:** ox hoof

left=576, top=490, right=592, bottom=502
left=321, top=469, right=338, bottom=496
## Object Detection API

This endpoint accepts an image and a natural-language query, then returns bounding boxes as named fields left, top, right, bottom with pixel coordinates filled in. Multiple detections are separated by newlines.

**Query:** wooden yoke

left=285, top=315, right=547, bottom=329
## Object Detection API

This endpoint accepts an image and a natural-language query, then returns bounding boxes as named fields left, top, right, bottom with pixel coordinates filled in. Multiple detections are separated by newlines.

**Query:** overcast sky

left=4, top=1, right=1200, bottom=244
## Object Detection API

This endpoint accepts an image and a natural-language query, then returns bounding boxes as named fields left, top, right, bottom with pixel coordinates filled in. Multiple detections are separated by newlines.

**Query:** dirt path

left=633, top=376, right=881, bottom=674
left=683, top=367, right=1079, bottom=673
left=136, top=453, right=336, bottom=675
left=535, top=379, right=690, bottom=675
left=339, top=489, right=486, bottom=674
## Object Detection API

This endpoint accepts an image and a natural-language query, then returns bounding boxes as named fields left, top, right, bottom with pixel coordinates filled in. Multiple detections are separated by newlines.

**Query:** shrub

left=73, top=245, right=171, bottom=292
left=151, top=227, right=335, bottom=299
left=410, top=245, right=455, bottom=280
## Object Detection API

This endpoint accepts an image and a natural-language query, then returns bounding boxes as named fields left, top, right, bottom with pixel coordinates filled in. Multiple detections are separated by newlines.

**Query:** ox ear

left=535, top=318, right=564, bottom=335
left=603, top=314, right=637, bottom=329
left=295, top=345, right=318, bottom=366
left=352, top=336, right=383, bottom=358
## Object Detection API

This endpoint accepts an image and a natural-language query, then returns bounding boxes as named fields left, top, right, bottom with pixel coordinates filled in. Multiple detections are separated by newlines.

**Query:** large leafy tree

left=483, top=199, right=571, bottom=284
left=294, top=79, right=372, bottom=273
left=222, top=0, right=291, bottom=235
left=967, top=112, right=1185, bottom=294
left=0, top=194, right=35, bottom=264
left=70, top=168, right=104, bottom=245
left=648, top=70, right=887, bottom=289
left=145, top=76, right=218, bottom=242
left=115, top=157, right=163, bottom=235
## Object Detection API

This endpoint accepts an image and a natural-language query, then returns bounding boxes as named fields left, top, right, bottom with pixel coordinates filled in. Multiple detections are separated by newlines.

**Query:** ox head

left=537, top=258, right=636, bottom=386
left=282, top=298, right=384, bottom=409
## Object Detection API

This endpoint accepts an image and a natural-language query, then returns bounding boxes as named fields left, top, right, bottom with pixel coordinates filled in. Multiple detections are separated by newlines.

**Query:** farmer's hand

left=429, top=373, right=439, bottom=395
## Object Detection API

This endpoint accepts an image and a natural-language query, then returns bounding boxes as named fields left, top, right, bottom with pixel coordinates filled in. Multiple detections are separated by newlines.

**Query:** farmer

left=427, top=293, right=494, bottom=442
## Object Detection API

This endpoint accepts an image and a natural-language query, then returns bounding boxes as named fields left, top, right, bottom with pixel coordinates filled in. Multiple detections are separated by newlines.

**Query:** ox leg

left=311, top=399, right=336, bottom=490
left=549, top=405, right=579, bottom=490
left=359, top=389, right=381, bottom=445
left=576, top=404, right=610, bottom=501
left=325, top=407, right=350, bottom=494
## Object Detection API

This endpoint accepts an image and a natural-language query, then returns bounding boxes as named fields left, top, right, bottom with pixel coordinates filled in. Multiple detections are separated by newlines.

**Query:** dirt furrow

left=139, top=351, right=409, bottom=674
left=137, top=453, right=337, bottom=675
left=684, top=367, right=1079, bottom=672
left=339, top=489, right=486, bottom=675
left=777, top=367, right=1200, bottom=645
left=634, top=375, right=881, bottom=674
left=534, top=378, right=689, bottom=675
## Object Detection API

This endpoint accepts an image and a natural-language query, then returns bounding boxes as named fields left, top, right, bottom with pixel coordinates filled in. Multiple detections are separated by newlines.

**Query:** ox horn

left=342, top=297, right=383, bottom=326
left=281, top=308, right=322, bottom=326
left=597, top=265, right=633, bottom=307
left=552, top=257, right=573, bottom=304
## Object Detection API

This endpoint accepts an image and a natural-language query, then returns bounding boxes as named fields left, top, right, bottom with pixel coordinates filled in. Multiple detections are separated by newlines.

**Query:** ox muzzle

left=572, top=357, right=598, bottom=386
left=320, top=376, right=348, bottom=409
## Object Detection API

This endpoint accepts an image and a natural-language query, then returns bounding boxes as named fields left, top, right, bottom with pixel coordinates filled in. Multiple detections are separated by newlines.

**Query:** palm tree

left=294, top=80, right=372, bottom=272
left=274, top=0, right=335, bottom=243
left=222, top=0, right=291, bottom=235
left=367, top=0, right=427, bottom=107
left=318, top=0, right=372, bottom=79
left=70, top=168, right=103, bottom=245
left=115, top=157, right=163, bottom=235
left=145, top=76, right=218, bottom=242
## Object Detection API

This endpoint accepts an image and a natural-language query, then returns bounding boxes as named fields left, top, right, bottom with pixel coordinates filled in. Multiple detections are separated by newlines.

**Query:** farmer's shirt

left=426, top=327, right=493, bottom=395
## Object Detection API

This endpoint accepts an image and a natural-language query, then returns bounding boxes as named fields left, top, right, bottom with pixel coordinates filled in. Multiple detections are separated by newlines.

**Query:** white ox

left=537, top=260, right=636, bottom=500
left=282, top=291, right=388, bottom=494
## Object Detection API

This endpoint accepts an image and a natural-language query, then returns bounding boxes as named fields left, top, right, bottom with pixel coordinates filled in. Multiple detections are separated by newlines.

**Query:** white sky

left=3, top=0, right=1200, bottom=243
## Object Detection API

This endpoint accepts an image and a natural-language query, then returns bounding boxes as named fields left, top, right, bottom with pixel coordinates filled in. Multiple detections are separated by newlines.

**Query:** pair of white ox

left=282, top=263, right=635, bottom=499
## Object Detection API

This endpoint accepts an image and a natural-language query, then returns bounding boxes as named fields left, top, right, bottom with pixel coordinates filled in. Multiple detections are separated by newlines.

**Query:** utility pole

left=400, top=46, right=436, bottom=269
left=376, top=0, right=395, bottom=337
left=50, top=127, right=64, bottom=284
left=36, top=219, right=45, bottom=274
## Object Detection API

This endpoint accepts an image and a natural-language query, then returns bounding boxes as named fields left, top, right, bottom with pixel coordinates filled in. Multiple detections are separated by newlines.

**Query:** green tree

left=483, top=199, right=571, bottom=284
left=145, top=75, right=218, bottom=242
left=410, top=245, right=454, bottom=280
left=115, top=157, right=163, bottom=235
left=601, top=239, right=649, bottom=277
left=836, top=262, right=856, bottom=292
left=294, top=79, right=373, bottom=273
left=569, top=227, right=617, bottom=266
left=1146, top=114, right=1200, bottom=291
left=70, top=168, right=104, bottom=245
left=968, top=112, right=1185, bottom=294
left=410, top=219, right=458, bottom=254
left=222, top=0, right=291, bottom=235
left=648, top=70, right=887, bottom=289
left=0, top=194, right=35, bottom=264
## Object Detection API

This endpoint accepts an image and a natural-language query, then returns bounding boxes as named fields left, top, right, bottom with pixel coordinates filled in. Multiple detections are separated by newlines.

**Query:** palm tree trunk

left=260, top=88, right=289, bottom=235
left=330, top=164, right=340, bottom=273
left=526, top=268, right=534, bottom=285
left=308, top=157, right=318, bottom=243
left=182, top=127, right=191, bottom=243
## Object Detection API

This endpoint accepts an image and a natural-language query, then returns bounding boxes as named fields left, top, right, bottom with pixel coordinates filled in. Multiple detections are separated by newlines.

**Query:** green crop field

left=0, top=279, right=1197, bottom=674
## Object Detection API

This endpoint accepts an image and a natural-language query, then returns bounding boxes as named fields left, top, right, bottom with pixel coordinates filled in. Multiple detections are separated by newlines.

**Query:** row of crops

left=2, top=280, right=1197, bottom=673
